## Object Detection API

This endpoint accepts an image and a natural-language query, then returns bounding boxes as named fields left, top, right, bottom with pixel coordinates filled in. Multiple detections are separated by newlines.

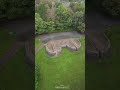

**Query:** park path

left=35, top=32, right=82, bottom=55
left=0, top=41, right=23, bottom=68
left=35, top=43, right=45, bottom=54
left=37, top=31, right=81, bottom=43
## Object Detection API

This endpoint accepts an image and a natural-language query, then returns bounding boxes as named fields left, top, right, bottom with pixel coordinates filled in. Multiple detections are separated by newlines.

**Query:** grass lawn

left=0, top=48, right=34, bottom=90
left=0, top=28, right=15, bottom=57
left=35, top=36, right=85, bottom=90
left=86, top=26, right=120, bottom=90
left=35, top=38, right=42, bottom=48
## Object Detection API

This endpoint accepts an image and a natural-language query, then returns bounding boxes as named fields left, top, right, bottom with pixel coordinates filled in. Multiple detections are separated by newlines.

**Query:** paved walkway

left=35, top=43, right=45, bottom=54
left=37, top=31, right=81, bottom=43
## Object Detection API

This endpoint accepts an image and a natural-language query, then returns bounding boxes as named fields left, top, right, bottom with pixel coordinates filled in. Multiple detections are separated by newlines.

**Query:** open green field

left=35, top=36, right=85, bottom=90
left=86, top=26, right=120, bottom=90
left=0, top=48, right=34, bottom=90
left=0, top=28, right=15, bottom=57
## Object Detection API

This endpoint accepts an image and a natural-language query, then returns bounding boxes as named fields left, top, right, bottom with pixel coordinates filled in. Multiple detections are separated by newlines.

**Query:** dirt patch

left=45, top=38, right=81, bottom=57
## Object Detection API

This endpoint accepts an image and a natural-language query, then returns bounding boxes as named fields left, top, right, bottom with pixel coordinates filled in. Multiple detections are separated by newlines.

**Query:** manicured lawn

left=86, top=26, right=120, bottom=90
left=36, top=36, right=85, bottom=90
left=0, top=28, right=15, bottom=57
left=0, top=48, right=34, bottom=90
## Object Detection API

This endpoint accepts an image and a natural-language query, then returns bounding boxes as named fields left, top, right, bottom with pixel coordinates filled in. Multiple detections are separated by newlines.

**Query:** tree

left=102, top=0, right=120, bottom=16
left=45, top=20, right=55, bottom=33
left=70, top=2, right=85, bottom=13
left=56, top=4, right=72, bottom=31
left=0, top=0, right=34, bottom=19
left=36, top=3, right=47, bottom=20
left=73, top=11, right=85, bottom=33
left=35, top=13, right=45, bottom=34
left=70, top=2, right=85, bottom=33
left=35, top=13, right=55, bottom=34
left=35, top=1, right=85, bottom=34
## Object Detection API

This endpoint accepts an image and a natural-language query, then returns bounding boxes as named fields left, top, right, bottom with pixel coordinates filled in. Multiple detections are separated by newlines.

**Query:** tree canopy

left=35, top=0, right=85, bottom=34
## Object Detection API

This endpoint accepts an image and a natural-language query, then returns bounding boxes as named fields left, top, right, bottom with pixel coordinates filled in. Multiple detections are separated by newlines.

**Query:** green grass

left=36, top=36, right=85, bottom=90
left=0, top=48, right=34, bottom=90
left=0, top=28, right=15, bottom=57
left=86, top=26, right=120, bottom=90
left=35, top=38, right=42, bottom=48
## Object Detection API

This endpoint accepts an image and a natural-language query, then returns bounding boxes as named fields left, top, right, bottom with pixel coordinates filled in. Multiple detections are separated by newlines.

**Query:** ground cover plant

left=35, top=36, right=85, bottom=90
left=0, top=28, right=15, bottom=57
left=86, top=26, right=120, bottom=90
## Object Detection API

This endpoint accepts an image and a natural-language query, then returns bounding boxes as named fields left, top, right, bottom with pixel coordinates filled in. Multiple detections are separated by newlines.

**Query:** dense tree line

left=35, top=0, right=85, bottom=34
left=102, top=0, right=120, bottom=17
left=91, top=0, right=120, bottom=17
left=0, top=0, right=34, bottom=19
